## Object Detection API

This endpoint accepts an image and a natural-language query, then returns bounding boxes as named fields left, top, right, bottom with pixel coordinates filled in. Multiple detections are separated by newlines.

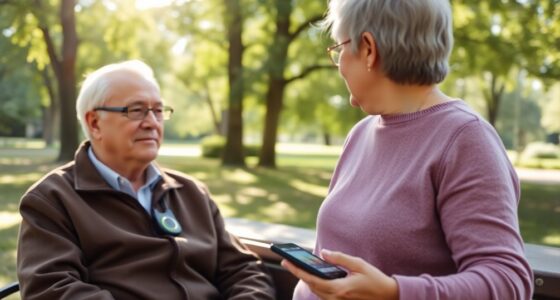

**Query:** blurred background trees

left=0, top=0, right=558, bottom=165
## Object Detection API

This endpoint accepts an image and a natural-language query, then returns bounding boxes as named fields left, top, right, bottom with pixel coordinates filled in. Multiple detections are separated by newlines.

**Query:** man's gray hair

left=76, top=60, right=160, bottom=139
left=321, top=0, right=453, bottom=85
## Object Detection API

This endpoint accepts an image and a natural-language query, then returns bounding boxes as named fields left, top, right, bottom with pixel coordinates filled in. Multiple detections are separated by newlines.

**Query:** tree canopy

left=0, top=0, right=558, bottom=164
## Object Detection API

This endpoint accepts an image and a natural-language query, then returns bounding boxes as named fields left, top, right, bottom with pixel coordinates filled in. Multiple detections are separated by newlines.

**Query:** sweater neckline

left=378, top=100, right=462, bottom=126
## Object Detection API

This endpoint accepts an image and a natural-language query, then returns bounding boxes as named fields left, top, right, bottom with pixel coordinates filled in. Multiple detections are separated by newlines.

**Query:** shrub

left=521, top=142, right=560, bottom=160
left=245, top=144, right=260, bottom=157
left=200, top=135, right=261, bottom=158
left=201, top=135, right=225, bottom=158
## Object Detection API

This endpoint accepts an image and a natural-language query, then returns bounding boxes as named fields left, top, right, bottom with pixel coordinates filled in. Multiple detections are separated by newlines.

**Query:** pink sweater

left=294, top=101, right=533, bottom=300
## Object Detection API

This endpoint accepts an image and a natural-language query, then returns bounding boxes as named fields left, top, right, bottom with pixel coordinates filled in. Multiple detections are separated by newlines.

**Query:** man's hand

left=282, top=249, right=399, bottom=300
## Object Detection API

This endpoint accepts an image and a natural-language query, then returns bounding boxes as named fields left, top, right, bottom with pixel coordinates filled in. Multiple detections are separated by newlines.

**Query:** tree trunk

left=39, top=0, right=79, bottom=161
left=323, top=132, right=331, bottom=146
left=203, top=83, right=222, bottom=135
left=483, top=73, right=505, bottom=127
left=222, top=0, right=245, bottom=166
left=40, top=67, right=57, bottom=146
left=257, top=0, right=291, bottom=168
left=55, top=0, right=79, bottom=162
left=257, top=2, right=326, bottom=168
left=259, top=79, right=286, bottom=167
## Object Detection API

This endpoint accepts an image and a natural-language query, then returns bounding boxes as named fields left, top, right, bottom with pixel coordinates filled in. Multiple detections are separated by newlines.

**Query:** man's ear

left=85, top=111, right=102, bottom=140
left=361, top=32, right=377, bottom=69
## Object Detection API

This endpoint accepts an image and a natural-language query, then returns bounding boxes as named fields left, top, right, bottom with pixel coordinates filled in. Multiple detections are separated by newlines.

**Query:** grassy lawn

left=0, top=141, right=559, bottom=290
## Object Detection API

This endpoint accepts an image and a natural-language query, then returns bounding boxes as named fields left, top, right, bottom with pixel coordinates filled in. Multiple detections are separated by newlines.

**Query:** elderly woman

left=282, top=0, right=533, bottom=299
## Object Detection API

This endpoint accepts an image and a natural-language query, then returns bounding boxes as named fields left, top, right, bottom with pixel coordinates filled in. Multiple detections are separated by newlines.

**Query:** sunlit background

left=0, top=0, right=559, bottom=293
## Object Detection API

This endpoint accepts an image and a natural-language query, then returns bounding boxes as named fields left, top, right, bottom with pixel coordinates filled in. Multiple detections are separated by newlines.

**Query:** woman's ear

left=85, top=111, right=102, bottom=140
left=361, top=32, right=377, bottom=70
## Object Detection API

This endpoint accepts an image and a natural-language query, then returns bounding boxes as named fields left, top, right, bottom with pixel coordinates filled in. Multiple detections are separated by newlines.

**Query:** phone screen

left=271, top=243, right=347, bottom=279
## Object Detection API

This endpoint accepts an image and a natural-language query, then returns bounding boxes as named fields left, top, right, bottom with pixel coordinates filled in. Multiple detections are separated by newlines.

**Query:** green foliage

left=541, top=84, right=560, bottom=133
left=495, top=76, right=546, bottom=149
left=0, top=31, right=43, bottom=136
left=284, top=68, right=364, bottom=142
left=0, top=0, right=558, bottom=161
left=75, top=1, right=173, bottom=83
left=450, top=0, right=560, bottom=128
left=201, top=135, right=226, bottom=158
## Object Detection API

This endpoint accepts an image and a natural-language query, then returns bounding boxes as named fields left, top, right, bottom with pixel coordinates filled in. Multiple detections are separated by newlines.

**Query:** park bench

left=226, top=218, right=560, bottom=300
left=2, top=218, right=560, bottom=299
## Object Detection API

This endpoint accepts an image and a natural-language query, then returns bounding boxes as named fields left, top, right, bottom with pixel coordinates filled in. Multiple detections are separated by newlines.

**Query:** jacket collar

left=72, top=141, right=182, bottom=195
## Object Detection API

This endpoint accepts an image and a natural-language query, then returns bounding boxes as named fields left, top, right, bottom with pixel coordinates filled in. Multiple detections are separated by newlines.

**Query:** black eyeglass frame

left=326, top=39, right=351, bottom=66
left=93, top=105, right=174, bottom=121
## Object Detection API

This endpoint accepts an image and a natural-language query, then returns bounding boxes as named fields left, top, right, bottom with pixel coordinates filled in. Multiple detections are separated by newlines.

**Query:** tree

left=283, top=69, right=364, bottom=145
left=46, top=0, right=79, bottom=161
left=222, top=0, right=246, bottom=166
left=496, top=71, right=545, bottom=150
left=452, top=0, right=560, bottom=127
left=0, top=34, right=43, bottom=137
left=517, top=0, right=560, bottom=82
left=1, top=0, right=79, bottom=161
left=541, top=84, right=560, bottom=133
left=257, top=0, right=330, bottom=168
left=171, top=0, right=248, bottom=164
left=452, top=1, right=519, bottom=126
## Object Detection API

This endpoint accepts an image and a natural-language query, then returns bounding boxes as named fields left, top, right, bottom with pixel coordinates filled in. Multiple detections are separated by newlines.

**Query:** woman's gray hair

left=321, top=0, right=453, bottom=85
left=76, top=60, right=160, bottom=139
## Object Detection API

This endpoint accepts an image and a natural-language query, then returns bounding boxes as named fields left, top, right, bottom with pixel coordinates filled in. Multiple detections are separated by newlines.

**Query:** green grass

left=0, top=142, right=559, bottom=291
left=518, top=183, right=560, bottom=246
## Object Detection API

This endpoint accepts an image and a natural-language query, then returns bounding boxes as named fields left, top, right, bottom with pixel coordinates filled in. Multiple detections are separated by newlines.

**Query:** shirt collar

left=87, top=146, right=161, bottom=192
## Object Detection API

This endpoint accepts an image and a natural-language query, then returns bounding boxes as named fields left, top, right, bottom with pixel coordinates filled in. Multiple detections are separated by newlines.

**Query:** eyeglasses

left=94, top=105, right=174, bottom=121
left=327, top=39, right=351, bottom=66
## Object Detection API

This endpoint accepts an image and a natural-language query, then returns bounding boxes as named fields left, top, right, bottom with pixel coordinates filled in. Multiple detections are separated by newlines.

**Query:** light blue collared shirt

left=88, top=146, right=162, bottom=214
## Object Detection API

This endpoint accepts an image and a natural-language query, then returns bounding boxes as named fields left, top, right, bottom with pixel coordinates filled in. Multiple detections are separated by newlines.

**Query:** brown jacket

left=17, top=142, right=275, bottom=299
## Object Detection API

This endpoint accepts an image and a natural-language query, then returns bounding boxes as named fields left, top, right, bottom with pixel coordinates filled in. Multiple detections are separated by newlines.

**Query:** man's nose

left=141, top=109, right=160, bottom=125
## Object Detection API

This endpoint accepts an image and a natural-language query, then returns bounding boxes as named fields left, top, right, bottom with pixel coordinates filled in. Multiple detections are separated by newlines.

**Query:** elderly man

left=17, top=60, right=275, bottom=299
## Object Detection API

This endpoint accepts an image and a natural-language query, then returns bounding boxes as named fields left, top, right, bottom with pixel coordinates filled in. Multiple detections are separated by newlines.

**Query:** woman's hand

left=282, top=249, right=399, bottom=300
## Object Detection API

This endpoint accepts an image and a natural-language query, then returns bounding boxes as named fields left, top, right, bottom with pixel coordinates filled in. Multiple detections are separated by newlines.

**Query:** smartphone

left=270, top=243, right=347, bottom=280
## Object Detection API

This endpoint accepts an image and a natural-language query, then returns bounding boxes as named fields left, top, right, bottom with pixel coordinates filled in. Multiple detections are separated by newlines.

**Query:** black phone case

left=271, top=243, right=347, bottom=279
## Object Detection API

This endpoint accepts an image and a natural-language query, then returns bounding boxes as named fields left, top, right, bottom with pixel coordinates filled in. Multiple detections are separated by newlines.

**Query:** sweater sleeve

left=209, top=199, right=276, bottom=299
left=394, top=120, right=533, bottom=300
left=17, top=191, right=115, bottom=300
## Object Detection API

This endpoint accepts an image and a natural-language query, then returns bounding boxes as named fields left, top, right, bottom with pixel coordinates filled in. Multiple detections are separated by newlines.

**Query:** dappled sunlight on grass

left=519, top=183, right=560, bottom=247
left=238, top=187, right=268, bottom=198
left=0, top=212, right=21, bottom=231
left=278, top=155, right=339, bottom=170
left=0, top=173, right=43, bottom=185
left=189, top=172, right=210, bottom=180
left=0, top=137, right=46, bottom=149
left=0, top=250, right=18, bottom=299
left=212, top=194, right=233, bottom=205
left=0, top=252, right=16, bottom=282
left=0, top=158, right=35, bottom=166
left=1, top=143, right=559, bottom=286
left=235, top=194, right=254, bottom=205
left=289, top=179, right=329, bottom=198
left=543, top=235, right=560, bottom=246
left=222, top=169, right=258, bottom=184
left=277, top=143, right=341, bottom=155
left=262, top=202, right=297, bottom=221
left=0, top=222, right=19, bottom=288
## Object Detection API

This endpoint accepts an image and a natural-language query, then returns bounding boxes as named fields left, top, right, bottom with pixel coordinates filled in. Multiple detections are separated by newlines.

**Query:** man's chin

left=134, top=145, right=159, bottom=161
left=138, top=153, right=158, bottom=164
